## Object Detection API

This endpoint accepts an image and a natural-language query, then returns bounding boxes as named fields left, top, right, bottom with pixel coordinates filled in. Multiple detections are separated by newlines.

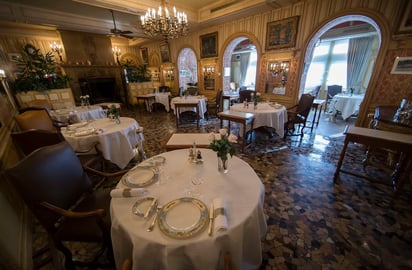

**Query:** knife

left=144, top=198, right=157, bottom=219
left=208, top=203, right=214, bottom=236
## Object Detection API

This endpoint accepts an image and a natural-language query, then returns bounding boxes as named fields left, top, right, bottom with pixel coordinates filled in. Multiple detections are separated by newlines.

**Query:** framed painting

left=160, top=43, right=170, bottom=63
left=395, top=1, right=412, bottom=36
left=391, top=57, right=412, bottom=75
left=140, top=47, right=149, bottom=64
left=200, top=32, right=218, bottom=58
left=266, top=16, right=299, bottom=51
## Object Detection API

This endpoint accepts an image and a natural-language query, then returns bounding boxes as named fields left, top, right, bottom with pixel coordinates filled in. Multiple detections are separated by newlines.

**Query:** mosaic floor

left=34, top=105, right=412, bottom=270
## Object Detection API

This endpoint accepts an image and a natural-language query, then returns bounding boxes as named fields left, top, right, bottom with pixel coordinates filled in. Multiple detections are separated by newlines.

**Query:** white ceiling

left=0, top=0, right=298, bottom=44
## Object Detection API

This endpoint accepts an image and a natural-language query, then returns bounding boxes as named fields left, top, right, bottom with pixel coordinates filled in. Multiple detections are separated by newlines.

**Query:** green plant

left=121, top=61, right=151, bottom=83
left=12, top=44, right=71, bottom=92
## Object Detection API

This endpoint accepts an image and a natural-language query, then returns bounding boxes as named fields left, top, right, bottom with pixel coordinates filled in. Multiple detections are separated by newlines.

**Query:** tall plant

left=12, top=44, right=71, bottom=92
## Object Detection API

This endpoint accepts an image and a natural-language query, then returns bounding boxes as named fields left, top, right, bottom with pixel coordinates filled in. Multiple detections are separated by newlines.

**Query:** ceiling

left=0, top=0, right=299, bottom=44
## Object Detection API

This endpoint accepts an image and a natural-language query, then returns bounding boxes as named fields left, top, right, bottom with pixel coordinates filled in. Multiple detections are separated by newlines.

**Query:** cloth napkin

left=74, top=128, right=96, bottom=137
left=110, top=188, right=146, bottom=198
left=213, top=198, right=228, bottom=232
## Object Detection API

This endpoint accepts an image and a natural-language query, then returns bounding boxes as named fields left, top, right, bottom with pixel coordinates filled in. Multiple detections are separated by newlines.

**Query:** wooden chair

left=239, top=90, right=254, bottom=103
left=187, top=87, right=198, bottom=96
left=284, top=94, right=315, bottom=138
left=25, top=99, right=53, bottom=110
left=207, top=89, right=223, bottom=118
left=159, top=85, right=170, bottom=93
left=2, top=141, right=128, bottom=269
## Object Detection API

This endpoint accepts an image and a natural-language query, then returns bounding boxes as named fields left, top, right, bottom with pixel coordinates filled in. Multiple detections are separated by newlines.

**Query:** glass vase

left=217, top=155, right=229, bottom=173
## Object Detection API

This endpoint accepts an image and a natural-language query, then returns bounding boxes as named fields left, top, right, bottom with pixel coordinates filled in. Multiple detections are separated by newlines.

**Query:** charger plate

left=122, top=167, right=157, bottom=188
left=158, top=197, right=208, bottom=239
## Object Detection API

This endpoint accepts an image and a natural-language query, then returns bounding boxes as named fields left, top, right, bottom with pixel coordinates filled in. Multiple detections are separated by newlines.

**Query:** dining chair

left=15, top=107, right=67, bottom=131
left=207, top=89, right=223, bottom=119
left=2, top=141, right=128, bottom=269
left=11, top=129, right=65, bottom=156
left=187, top=87, right=198, bottom=96
left=324, top=84, right=342, bottom=112
left=25, top=99, right=53, bottom=110
left=239, top=90, right=254, bottom=103
left=284, top=93, right=315, bottom=138
left=159, top=85, right=170, bottom=93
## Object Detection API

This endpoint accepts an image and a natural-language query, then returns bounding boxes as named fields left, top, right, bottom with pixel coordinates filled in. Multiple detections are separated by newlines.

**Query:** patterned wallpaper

left=370, top=49, right=412, bottom=106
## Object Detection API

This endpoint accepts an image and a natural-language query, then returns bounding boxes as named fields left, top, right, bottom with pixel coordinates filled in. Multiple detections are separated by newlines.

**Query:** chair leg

left=54, top=240, right=75, bottom=270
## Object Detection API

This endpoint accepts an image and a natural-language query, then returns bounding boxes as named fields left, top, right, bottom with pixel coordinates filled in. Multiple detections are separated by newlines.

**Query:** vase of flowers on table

left=108, top=104, right=120, bottom=124
left=80, top=95, right=90, bottom=108
left=209, top=129, right=237, bottom=173
left=250, top=92, right=261, bottom=110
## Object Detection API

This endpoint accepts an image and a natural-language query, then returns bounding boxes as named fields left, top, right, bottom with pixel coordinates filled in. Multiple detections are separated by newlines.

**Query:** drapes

left=346, top=36, right=374, bottom=93
left=239, top=53, right=250, bottom=87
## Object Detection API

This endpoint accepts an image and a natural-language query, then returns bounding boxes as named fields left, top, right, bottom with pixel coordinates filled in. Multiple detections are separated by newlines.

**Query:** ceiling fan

left=109, top=9, right=134, bottom=39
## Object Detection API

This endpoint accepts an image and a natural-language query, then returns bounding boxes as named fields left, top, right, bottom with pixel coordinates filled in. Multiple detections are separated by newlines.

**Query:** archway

left=177, top=48, right=198, bottom=92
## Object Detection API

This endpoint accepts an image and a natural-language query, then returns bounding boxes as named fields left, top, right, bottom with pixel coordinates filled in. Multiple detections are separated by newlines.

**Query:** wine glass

left=187, top=173, right=204, bottom=198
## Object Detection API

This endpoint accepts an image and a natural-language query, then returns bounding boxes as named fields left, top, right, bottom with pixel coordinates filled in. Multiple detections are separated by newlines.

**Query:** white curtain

left=346, top=36, right=373, bottom=92
left=239, top=53, right=250, bottom=87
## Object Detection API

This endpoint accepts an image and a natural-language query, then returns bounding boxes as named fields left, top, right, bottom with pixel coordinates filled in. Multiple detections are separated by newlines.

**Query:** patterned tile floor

left=34, top=105, right=412, bottom=269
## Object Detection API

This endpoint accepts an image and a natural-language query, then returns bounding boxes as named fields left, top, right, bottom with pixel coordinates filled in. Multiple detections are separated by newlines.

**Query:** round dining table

left=50, top=105, right=106, bottom=123
left=61, top=117, right=142, bottom=169
left=230, top=102, right=287, bottom=137
left=170, top=96, right=208, bottom=119
left=110, top=148, right=267, bottom=270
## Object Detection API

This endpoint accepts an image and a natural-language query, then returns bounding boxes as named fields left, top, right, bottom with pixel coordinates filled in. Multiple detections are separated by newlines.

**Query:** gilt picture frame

left=266, top=16, right=299, bottom=51
left=395, top=1, right=412, bottom=36
left=140, top=47, right=149, bottom=64
left=391, top=56, right=412, bottom=75
left=160, top=42, right=171, bottom=63
left=200, top=32, right=218, bottom=58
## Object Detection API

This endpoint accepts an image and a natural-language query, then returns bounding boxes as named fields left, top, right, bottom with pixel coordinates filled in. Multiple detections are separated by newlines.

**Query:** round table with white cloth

left=50, top=105, right=106, bottom=123
left=110, top=148, right=267, bottom=270
left=62, top=117, right=142, bottom=169
left=170, top=96, right=208, bottom=119
left=230, top=102, right=287, bottom=137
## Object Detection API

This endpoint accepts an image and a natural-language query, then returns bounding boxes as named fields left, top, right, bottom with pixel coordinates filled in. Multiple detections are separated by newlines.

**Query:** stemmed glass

left=186, top=172, right=204, bottom=198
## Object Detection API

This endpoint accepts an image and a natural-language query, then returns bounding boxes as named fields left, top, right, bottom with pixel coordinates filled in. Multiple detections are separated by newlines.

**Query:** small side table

left=218, top=111, right=255, bottom=152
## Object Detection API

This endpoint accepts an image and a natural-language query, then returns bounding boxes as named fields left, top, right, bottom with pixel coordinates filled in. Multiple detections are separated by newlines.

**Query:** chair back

left=312, top=85, right=321, bottom=98
left=187, top=87, right=198, bottom=96
left=15, top=107, right=56, bottom=131
left=239, top=90, right=254, bottom=102
left=3, top=141, right=93, bottom=232
left=216, top=89, right=223, bottom=111
left=296, top=94, right=315, bottom=118
left=25, top=99, right=53, bottom=110
left=11, top=129, right=65, bottom=156
left=327, top=85, right=342, bottom=98
left=159, top=85, right=170, bottom=93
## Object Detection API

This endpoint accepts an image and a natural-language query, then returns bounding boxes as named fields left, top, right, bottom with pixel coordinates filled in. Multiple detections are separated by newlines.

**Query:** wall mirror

left=266, top=60, right=290, bottom=95
left=203, top=65, right=215, bottom=90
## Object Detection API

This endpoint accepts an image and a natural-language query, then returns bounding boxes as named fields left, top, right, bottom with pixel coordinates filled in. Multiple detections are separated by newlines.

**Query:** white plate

left=158, top=197, right=208, bottom=239
left=123, top=167, right=157, bottom=188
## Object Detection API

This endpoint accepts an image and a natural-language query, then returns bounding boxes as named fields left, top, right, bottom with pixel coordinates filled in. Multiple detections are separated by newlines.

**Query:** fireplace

left=79, top=77, right=117, bottom=103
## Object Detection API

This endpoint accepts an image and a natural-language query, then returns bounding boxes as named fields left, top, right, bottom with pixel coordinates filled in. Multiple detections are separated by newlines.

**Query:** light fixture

left=112, top=47, right=121, bottom=65
left=203, top=66, right=215, bottom=80
left=269, top=61, right=289, bottom=76
left=140, top=0, right=189, bottom=40
left=50, top=42, right=63, bottom=62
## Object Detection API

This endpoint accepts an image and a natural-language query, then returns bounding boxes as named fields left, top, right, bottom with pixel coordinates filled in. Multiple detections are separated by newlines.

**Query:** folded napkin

left=68, top=122, right=88, bottom=130
left=74, top=128, right=96, bottom=137
left=110, top=188, right=146, bottom=198
left=213, top=198, right=228, bottom=232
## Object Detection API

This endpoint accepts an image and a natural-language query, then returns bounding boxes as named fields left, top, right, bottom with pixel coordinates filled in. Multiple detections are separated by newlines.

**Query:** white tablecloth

left=50, top=105, right=105, bottom=123
left=329, top=94, right=364, bottom=120
left=230, top=102, right=287, bottom=137
left=138, top=93, right=171, bottom=112
left=170, top=96, right=208, bottom=119
left=111, top=149, right=267, bottom=270
left=62, top=117, right=141, bottom=169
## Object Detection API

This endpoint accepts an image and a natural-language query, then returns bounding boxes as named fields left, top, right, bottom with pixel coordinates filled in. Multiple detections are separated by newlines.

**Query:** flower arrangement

left=108, top=104, right=120, bottom=121
left=250, top=92, right=261, bottom=105
left=209, top=129, right=237, bottom=159
left=80, top=95, right=90, bottom=106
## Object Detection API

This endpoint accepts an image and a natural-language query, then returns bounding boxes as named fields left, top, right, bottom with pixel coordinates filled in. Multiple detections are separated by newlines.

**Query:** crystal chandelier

left=140, top=0, right=189, bottom=40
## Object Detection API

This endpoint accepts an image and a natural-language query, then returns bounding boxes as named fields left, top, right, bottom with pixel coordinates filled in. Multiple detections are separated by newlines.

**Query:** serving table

left=61, top=117, right=142, bottom=169
left=230, top=102, right=287, bottom=138
left=50, top=105, right=105, bottom=123
left=111, top=149, right=267, bottom=270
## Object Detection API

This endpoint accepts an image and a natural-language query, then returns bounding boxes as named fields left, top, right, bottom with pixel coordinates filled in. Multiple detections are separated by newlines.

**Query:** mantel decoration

left=140, top=0, right=189, bottom=40
left=12, top=44, right=71, bottom=93
left=209, top=129, right=237, bottom=173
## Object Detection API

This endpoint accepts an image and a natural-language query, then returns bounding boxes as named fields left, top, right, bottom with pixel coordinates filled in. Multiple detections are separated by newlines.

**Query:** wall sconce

left=203, top=65, right=215, bottom=80
left=268, top=61, right=290, bottom=87
left=112, top=47, right=121, bottom=65
left=50, top=41, right=63, bottom=62
left=165, top=69, right=174, bottom=81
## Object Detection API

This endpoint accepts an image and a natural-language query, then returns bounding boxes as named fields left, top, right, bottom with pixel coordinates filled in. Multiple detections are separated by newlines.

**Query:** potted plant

left=12, top=44, right=71, bottom=93
left=121, top=60, right=151, bottom=83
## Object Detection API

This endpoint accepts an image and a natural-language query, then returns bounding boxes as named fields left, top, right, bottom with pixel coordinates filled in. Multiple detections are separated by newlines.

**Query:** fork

left=147, top=206, right=161, bottom=232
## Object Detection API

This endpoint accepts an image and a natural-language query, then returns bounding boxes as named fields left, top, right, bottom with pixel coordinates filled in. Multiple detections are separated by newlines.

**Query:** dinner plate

left=122, top=167, right=157, bottom=188
left=158, top=197, right=208, bottom=239
left=132, top=197, right=157, bottom=217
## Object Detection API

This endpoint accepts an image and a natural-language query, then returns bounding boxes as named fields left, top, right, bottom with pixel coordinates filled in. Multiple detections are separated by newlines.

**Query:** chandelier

left=140, top=0, right=189, bottom=40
